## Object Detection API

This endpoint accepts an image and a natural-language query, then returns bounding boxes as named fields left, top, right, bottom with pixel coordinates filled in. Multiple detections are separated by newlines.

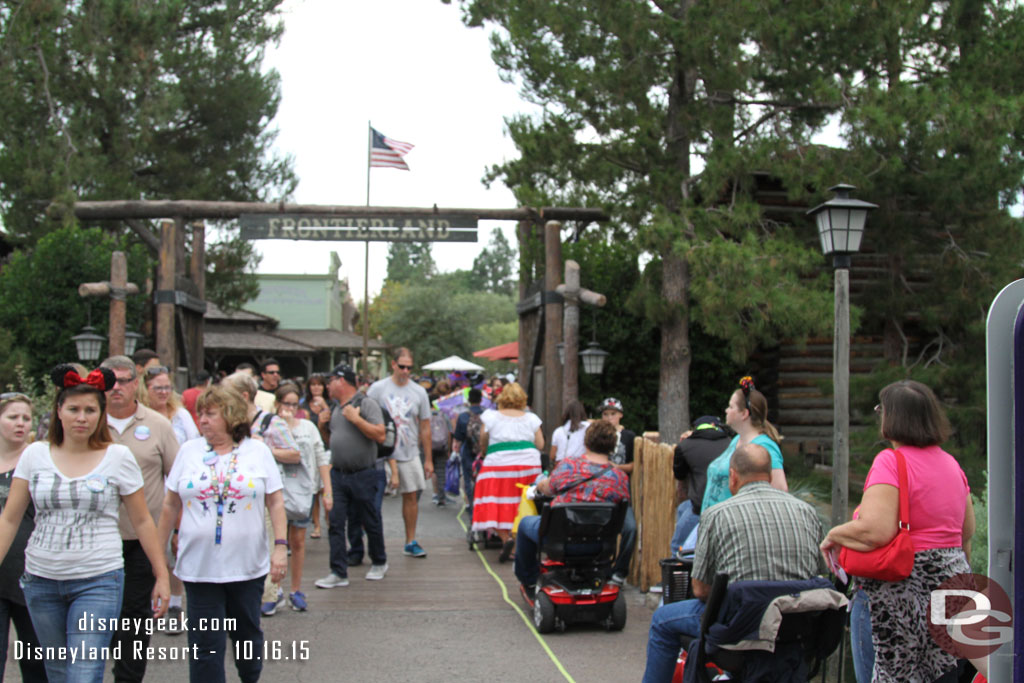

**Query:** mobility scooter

left=520, top=499, right=628, bottom=633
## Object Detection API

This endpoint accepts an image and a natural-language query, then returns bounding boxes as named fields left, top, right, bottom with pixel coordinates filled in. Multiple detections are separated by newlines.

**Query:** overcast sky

left=255, top=0, right=537, bottom=303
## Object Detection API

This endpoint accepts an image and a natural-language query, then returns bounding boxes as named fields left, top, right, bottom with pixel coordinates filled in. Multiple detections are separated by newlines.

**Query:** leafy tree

left=471, top=227, right=517, bottom=296
left=369, top=279, right=516, bottom=368
left=205, top=231, right=262, bottom=313
left=385, top=242, right=436, bottom=284
left=449, top=0, right=844, bottom=440
left=0, top=0, right=295, bottom=242
left=0, top=225, right=152, bottom=378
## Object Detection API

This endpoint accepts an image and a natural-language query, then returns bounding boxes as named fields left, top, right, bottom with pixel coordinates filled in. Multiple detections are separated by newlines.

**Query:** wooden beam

left=543, top=221, right=563, bottom=448
left=157, top=220, right=177, bottom=369
left=69, top=200, right=609, bottom=223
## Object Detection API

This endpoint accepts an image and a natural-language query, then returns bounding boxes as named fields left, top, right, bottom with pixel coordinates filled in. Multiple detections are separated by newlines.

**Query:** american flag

left=370, top=127, right=414, bottom=170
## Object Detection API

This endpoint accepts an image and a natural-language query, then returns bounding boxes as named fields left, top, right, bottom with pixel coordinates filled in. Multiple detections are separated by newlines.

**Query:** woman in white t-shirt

left=142, top=366, right=200, bottom=445
left=157, top=383, right=287, bottom=683
left=0, top=365, right=169, bottom=683
left=470, top=382, right=543, bottom=562
left=549, top=400, right=589, bottom=463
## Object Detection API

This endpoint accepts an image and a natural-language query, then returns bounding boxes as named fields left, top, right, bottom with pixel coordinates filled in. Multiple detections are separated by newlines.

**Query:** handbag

left=444, top=455, right=461, bottom=496
left=839, top=448, right=915, bottom=581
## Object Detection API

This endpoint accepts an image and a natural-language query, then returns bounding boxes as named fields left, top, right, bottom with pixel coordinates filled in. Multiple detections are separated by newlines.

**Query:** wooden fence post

left=629, top=433, right=677, bottom=591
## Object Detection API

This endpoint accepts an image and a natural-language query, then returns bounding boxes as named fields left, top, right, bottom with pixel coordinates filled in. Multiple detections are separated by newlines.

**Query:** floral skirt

left=470, top=463, right=542, bottom=532
left=861, top=546, right=970, bottom=682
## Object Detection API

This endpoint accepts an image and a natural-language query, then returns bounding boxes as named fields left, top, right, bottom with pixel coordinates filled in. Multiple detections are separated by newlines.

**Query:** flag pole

left=362, top=121, right=371, bottom=378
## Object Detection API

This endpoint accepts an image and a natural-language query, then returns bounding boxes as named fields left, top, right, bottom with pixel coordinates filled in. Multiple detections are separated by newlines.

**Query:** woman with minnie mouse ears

left=699, top=376, right=789, bottom=513
left=0, top=364, right=169, bottom=683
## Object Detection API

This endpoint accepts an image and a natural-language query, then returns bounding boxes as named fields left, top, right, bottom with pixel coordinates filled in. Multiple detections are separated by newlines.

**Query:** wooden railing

left=627, top=433, right=678, bottom=591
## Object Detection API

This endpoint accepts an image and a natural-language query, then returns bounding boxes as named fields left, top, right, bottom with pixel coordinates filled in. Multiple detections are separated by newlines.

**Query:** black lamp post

left=72, top=326, right=106, bottom=363
left=807, top=184, right=877, bottom=528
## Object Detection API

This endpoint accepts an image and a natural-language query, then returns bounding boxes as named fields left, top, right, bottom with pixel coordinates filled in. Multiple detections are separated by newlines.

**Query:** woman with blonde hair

left=142, top=365, right=200, bottom=445
left=0, top=393, right=47, bottom=682
left=700, top=376, right=787, bottom=512
left=470, top=382, right=543, bottom=562
left=157, top=383, right=288, bottom=682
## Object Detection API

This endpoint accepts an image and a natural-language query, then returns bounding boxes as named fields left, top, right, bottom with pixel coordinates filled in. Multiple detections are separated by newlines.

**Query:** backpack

left=466, top=411, right=484, bottom=456
left=430, top=411, right=450, bottom=453
left=350, top=393, right=396, bottom=459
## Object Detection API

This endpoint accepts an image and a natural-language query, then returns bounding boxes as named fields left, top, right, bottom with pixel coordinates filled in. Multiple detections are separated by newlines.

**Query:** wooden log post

left=561, top=260, right=580, bottom=405
left=157, top=219, right=178, bottom=369
left=542, top=221, right=563, bottom=449
left=78, top=252, right=140, bottom=359
left=107, top=252, right=129, bottom=357
left=189, top=221, right=206, bottom=382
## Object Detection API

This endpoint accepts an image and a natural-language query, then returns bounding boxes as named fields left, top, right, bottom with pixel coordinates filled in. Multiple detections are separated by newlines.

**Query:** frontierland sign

left=239, top=213, right=478, bottom=242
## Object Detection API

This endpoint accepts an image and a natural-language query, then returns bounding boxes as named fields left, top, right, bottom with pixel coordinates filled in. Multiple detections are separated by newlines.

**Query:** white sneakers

left=366, top=563, right=389, bottom=580
left=314, top=572, right=350, bottom=588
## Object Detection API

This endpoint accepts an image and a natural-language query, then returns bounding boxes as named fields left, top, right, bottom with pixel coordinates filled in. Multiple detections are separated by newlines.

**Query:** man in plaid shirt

left=642, top=443, right=824, bottom=682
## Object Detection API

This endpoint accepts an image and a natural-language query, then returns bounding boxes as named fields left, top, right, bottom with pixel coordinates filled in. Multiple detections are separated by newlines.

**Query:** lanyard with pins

left=205, top=445, right=239, bottom=545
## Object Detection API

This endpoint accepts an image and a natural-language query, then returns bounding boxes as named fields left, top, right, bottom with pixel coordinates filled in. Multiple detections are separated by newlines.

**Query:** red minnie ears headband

left=50, top=364, right=116, bottom=392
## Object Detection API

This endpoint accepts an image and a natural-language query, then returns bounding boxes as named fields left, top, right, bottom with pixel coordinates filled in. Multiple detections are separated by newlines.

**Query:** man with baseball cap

left=598, top=397, right=637, bottom=586
left=671, top=415, right=731, bottom=556
left=315, top=364, right=389, bottom=587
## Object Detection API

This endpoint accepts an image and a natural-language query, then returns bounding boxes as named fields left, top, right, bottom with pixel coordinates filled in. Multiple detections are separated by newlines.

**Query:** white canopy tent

left=421, top=355, right=485, bottom=372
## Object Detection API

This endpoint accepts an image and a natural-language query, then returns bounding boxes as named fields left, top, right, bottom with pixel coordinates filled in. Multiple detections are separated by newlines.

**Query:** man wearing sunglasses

left=100, top=355, right=180, bottom=682
left=367, top=347, right=432, bottom=558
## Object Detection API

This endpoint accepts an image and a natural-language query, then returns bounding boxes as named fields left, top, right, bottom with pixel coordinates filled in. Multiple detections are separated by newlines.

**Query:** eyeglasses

left=279, top=401, right=299, bottom=409
left=149, top=385, right=173, bottom=393
left=396, top=364, right=413, bottom=371
left=145, top=366, right=170, bottom=376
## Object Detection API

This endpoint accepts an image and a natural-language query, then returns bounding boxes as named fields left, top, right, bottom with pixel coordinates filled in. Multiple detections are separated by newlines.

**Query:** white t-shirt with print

left=166, top=437, right=283, bottom=583
left=15, top=442, right=144, bottom=580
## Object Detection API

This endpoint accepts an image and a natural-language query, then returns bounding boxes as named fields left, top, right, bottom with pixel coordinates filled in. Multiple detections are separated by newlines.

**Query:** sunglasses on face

left=113, top=376, right=137, bottom=385
left=396, top=364, right=413, bottom=370
left=264, top=369, right=281, bottom=375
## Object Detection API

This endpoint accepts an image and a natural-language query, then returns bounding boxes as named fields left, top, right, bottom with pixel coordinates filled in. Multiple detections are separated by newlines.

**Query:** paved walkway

left=4, top=491, right=655, bottom=682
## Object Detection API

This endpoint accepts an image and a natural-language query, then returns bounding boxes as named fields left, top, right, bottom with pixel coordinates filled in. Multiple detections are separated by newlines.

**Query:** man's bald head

left=728, top=443, right=772, bottom=494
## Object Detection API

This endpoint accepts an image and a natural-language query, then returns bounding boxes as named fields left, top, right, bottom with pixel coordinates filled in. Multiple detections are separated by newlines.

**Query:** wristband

left=274, top=539, right=289, bottom=548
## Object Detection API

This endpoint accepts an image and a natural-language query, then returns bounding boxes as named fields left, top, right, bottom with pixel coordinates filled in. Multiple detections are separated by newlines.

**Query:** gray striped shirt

left=693, top=481, right=824, bottom=585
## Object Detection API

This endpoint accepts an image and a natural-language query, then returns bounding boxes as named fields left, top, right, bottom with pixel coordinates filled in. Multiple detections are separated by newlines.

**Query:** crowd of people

left=0, top=347, right=980, bottom=683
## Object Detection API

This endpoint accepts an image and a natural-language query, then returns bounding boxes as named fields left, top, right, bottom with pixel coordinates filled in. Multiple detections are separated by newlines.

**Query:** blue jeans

left=330, top=467, right=386, bottom=576
left=513, top=515, right=543, bottom=587
left=184, top=576, right=264, bottom=683
left=612, top=505, right=636, bottom=577
left=671, top=502, right=700, bottom=555
left=21, top=568, right=125, bottom=683
left=850, top=589, right=875, bottom=683
left=460, top=447, right=476, bottom=504
left=642, top=598, right=706, bottom=683
left=346, top=467, right=387, bottom=563
left=0, top=596, right=47, bottom=682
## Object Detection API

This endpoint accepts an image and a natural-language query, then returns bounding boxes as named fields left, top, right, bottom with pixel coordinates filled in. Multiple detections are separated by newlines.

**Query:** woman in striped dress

left=470, top=383, right=543, bottom=562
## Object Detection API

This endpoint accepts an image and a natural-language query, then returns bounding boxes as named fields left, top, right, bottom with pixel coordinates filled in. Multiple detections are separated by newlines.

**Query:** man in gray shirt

left=368, top=347, right=432, bottom=558
left=315, top=364, right=389, bottom=587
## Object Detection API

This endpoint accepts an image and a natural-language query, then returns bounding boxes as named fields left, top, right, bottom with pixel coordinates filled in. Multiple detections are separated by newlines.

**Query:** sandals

left=499, top=539, right=515, bottom=563
left=310, top=530, right=322, bottom=539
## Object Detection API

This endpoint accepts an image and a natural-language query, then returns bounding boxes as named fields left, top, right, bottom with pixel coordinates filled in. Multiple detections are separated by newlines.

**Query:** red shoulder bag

left=839, top=448, right=915, bottom=582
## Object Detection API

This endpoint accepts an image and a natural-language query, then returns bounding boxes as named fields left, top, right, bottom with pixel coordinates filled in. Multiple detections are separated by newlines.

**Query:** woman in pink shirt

left=821, top=380, right=975, bottom=682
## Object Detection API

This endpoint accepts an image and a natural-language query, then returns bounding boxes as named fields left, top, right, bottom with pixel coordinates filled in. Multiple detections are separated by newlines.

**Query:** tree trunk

left=659, top=250, right=691, bottom=443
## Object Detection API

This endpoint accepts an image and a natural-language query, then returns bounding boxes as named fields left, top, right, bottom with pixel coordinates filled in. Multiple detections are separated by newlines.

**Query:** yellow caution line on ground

left=456, top=506, right=576, bottom=683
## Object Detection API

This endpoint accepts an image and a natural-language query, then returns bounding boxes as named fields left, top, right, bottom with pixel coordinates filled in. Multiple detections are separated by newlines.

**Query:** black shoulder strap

left=259, top=411, right=274, bottom=435
left=553, top=465, right=613, bottom=495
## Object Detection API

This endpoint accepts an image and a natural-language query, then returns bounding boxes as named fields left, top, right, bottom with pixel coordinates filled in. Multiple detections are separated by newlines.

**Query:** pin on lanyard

left=206, top=446, right=239, bottom=545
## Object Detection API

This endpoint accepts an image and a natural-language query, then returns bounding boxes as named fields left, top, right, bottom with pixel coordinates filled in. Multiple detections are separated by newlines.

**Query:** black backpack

left=349, top=393, right=396, bottom=459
